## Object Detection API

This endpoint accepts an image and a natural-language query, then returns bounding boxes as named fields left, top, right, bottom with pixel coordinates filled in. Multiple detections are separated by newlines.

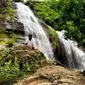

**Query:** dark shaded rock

left=81, top=70, right=85, bottom=76
left=4, top=19, right=25, bottom=34
left=57, top=40, right=69, bottom=68
left=0, top=0, right=4, bottom=7
left=14, top=19, right=25, bottom=33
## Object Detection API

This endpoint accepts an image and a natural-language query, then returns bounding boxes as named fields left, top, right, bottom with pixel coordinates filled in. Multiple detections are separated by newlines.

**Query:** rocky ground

left=14, top=65, right=85, bottom=85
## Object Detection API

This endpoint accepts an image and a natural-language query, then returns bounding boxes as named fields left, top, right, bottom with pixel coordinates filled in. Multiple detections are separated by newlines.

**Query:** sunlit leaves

left=26, top=0, right=59, bottom=25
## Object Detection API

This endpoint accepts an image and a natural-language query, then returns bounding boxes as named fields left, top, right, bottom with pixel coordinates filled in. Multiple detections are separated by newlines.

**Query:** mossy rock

left=0, top=45, right=47, bottom=85
left=40, top=21, right=60, bottom=58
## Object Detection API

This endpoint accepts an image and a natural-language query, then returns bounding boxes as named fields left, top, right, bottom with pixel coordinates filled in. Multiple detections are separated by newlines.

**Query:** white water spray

left=57, top=30, right=85, bottom=70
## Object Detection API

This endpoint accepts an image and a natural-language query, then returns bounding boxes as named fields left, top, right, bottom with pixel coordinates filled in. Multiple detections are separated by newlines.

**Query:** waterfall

left=15, top=2, right=54, bottom=61
left=57, top=30, right=85, bottom=70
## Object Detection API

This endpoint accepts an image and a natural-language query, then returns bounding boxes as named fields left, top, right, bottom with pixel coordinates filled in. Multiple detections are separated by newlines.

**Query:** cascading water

left=57, top=30, right=85, bottom=70
left=15, top=2, right=54, bottom=60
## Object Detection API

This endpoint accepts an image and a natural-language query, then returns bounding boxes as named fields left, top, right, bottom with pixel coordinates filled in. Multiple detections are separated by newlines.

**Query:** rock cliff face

left=14, top=20, right=24, bottom=33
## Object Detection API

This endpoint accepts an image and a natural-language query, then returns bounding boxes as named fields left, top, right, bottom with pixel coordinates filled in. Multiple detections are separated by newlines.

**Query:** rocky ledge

left=14, top=65, right=85, bottom=85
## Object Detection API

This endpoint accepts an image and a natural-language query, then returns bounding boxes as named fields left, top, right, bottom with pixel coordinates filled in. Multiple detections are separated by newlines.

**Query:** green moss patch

left=40, top=22, right=60, bottom=58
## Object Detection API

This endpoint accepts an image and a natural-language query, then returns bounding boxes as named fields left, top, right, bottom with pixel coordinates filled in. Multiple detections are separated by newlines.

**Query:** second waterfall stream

left=57, top=30, right=85, bottom=70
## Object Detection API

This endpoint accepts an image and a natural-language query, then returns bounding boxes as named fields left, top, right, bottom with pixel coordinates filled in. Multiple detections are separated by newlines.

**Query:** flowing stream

left=57, top=30, right=85, bottom=70
left=15, top=2, right=54, bottom=60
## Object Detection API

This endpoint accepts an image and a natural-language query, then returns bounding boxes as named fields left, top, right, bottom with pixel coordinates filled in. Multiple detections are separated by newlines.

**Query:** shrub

left=5, top=32, right=16, bottom=47
left=6, top=39, right=15, bottom=47
left=0, top=65, right=24, bottom=85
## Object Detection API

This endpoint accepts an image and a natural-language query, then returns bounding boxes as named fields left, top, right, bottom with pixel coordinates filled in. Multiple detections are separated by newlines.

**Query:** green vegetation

left=0, top=46, right=46, bottom=85
left=0, top=26, right=16, bottom=47
left=25, top=0, right=59, bottom=26
left=5, top=33, right=16, bottom=47
left=47, top=28, right=60, bottom=58
left=25, top=0, right=85, bottom=47
left=0, top=0, right=15, bottom=20
left=0, top=26, right=8, bottom=45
